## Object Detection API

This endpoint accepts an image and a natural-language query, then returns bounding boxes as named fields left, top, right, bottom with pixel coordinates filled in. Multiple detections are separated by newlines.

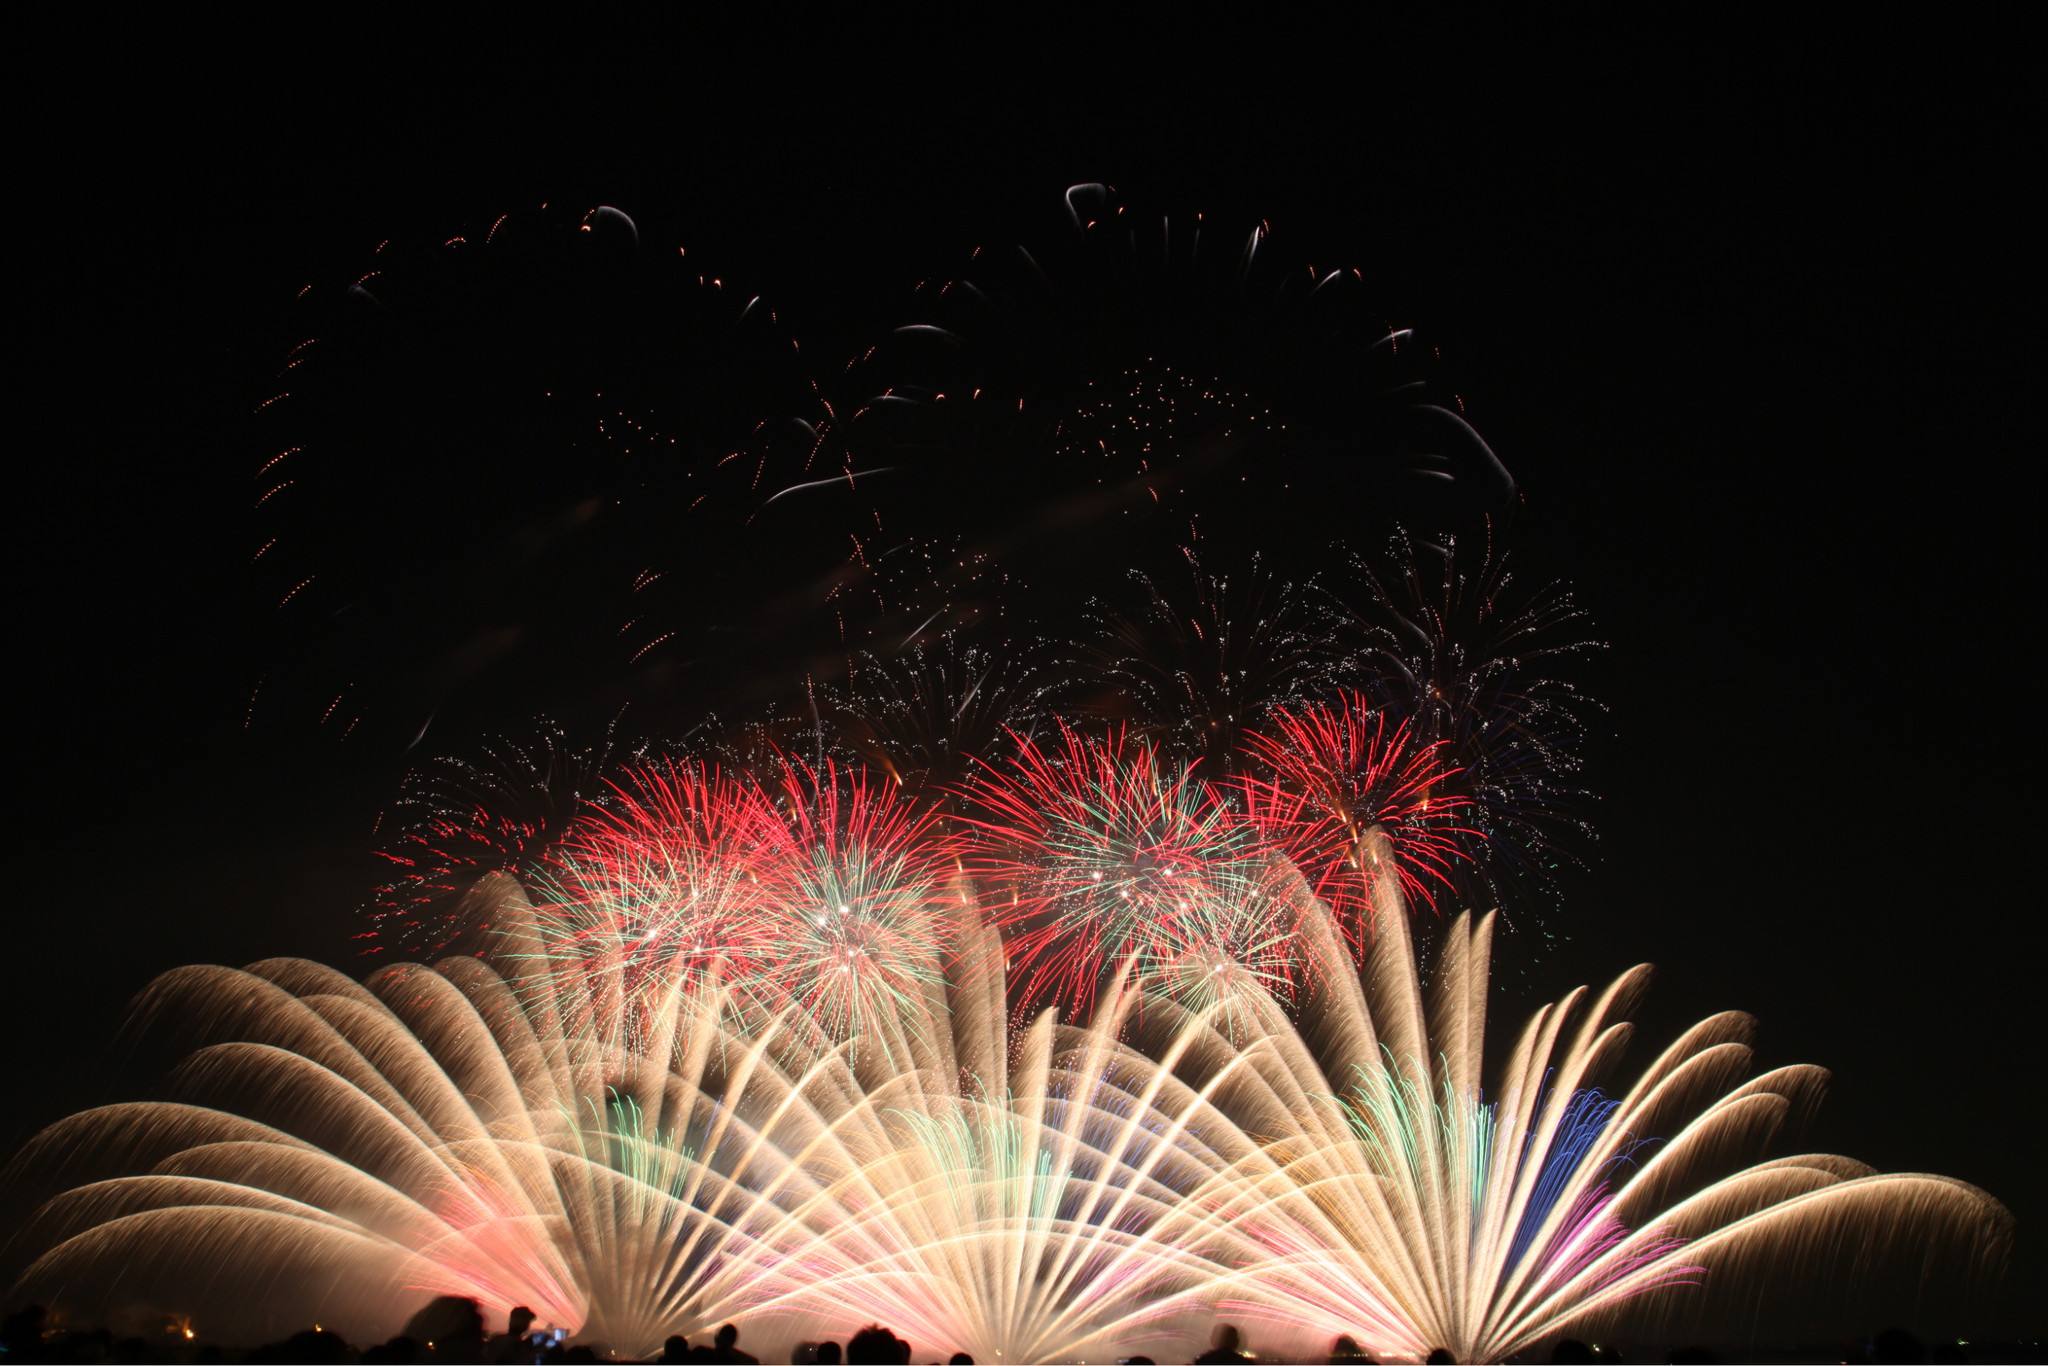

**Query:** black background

left=11, top=13, right=2043, bottom=1344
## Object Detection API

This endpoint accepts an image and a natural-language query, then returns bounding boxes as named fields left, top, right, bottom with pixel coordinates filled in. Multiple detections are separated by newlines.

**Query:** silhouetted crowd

left=0, top=1300, right=2005, bottom=1363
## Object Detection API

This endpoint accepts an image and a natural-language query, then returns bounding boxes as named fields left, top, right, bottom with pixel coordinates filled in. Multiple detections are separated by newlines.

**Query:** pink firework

left=1240, top=693, right=1478, bottom=946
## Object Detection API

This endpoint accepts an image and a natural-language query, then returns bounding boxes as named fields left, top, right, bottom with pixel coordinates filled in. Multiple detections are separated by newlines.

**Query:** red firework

left=954, top=722, right=1267, bottom=1017
left=1239, top=693, right=1479, bottom=946
left=537, top=761, right=781, bottom=1004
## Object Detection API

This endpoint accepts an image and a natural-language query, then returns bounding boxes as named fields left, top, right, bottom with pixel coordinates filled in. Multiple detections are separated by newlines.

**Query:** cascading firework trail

left=10, top=830, right=2007, bottom=1361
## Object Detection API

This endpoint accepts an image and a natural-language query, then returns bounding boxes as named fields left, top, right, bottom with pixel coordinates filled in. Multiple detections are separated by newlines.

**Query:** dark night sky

left=11, top=14, right=2044, bottom=1342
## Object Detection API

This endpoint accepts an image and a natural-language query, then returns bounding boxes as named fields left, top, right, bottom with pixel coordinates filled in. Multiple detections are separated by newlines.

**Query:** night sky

left=13, top=15, right=2042, bottom=1345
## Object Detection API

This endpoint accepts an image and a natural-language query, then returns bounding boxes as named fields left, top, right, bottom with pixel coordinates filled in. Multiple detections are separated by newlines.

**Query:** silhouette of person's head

left=1427, top=1350, right=1458, bottom=1365
left=716, top=1325, right=739, bottom=1350
left=1214, top=1325, right=1242, bottom=1354
left=1551, top=1341, right=1594, bottom=1365
left=847, top=1327, right=896, bottom=1365
left=402, top=1297, right=486, bottom=1362
left=1329, top=1333, right=1375, bottom=1364
left=816, top=1342, right=842, bottom=1366
left=506, top=1308, right=535, bottom=1340
left=663, top=1335, right=691, bottom=1364
left=949, top=1355, right=975, bottom=1365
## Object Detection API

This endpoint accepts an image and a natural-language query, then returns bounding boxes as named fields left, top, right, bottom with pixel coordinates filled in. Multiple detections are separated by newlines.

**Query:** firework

left=1239, top=693, right=1477, bottom=941
left=4, top=898, right=1269, bottom=1361
left=1073, top=552, right=1364, bottom=773
left=742, top=757, right=955, bottom=1055
left=825, top=634, right=1055, bottom=810
left=1165, top=833, right=2009, bottom=1359
left=1343, top=525, right=1605, bottom=916
left=367, top=717, right=640, bottom=955
left=241, top=202, right=887, bottom=748
left=513, top=760, right=778, bottom=1036
left=956, top=723, right=1296, bottom=1015
left=840, top=186, right=1517, bottom=529
left=13, top=852, right=2006, bottom=1360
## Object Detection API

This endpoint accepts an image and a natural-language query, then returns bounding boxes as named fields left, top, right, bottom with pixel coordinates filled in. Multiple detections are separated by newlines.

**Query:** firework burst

left=1345, top=525, right=1605, bottom=916
left=240, top=201, right=906, bottom=748
left=956, top=723, right=1287, bottom=1015
left=1240, top=693, right=1477, bottom=943
left=1074, top=551, right=1363, bottom=773
left=513, top=760, right=777, bottom=1037
left=747, top=757, right=954, bottom=1055
left=367, top=717, right=640, bottom=955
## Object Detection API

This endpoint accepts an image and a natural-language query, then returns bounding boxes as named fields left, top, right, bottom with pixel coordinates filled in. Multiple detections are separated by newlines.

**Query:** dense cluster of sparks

left=369, top=522, right=1600, bottom=962
left=375, top=702, right=1483, bottom=1014
left=10, top=835, right=2008, bottom=1360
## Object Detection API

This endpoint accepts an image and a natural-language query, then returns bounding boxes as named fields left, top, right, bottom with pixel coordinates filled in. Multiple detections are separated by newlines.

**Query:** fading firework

left=1344, top=525, right=1606, bottom=916
left=825, top=635, right=1056, bottom=809
left=368, top=717, right=641, bottom=955
left=1074, top=552, right=1364, bottom=773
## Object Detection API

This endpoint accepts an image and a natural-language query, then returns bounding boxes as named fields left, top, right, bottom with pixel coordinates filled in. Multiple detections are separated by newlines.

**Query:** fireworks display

left=12, top=148, right=2019, bottom=1363
left=9, top=838, right=2008, bottom=1360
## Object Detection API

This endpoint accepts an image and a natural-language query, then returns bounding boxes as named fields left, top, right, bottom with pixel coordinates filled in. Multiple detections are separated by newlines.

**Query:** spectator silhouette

left=490, top=1307, right=539, bottom=1363
left=1426, top=1351, right=1457, bottom=1365
left=249, top=1327, right=354, bottom=1363
left=1328, top=1334, right=1377, bottom=1363
left=365, top=1336, right=424, bottom=1364
left=816, top=1341, right=843, bottom=1365
left=712, top=1322, right=758, bottom=1364
left=949, top=1355, right=976, bottom=1365
left=846, top=1325, right=911, bottom=1364
left=402, top=1296, right=488, bottom=1362
left=1194, top=1324, right=1253, bottom=1364
left=662, top=1334, right=692, bottom=1363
